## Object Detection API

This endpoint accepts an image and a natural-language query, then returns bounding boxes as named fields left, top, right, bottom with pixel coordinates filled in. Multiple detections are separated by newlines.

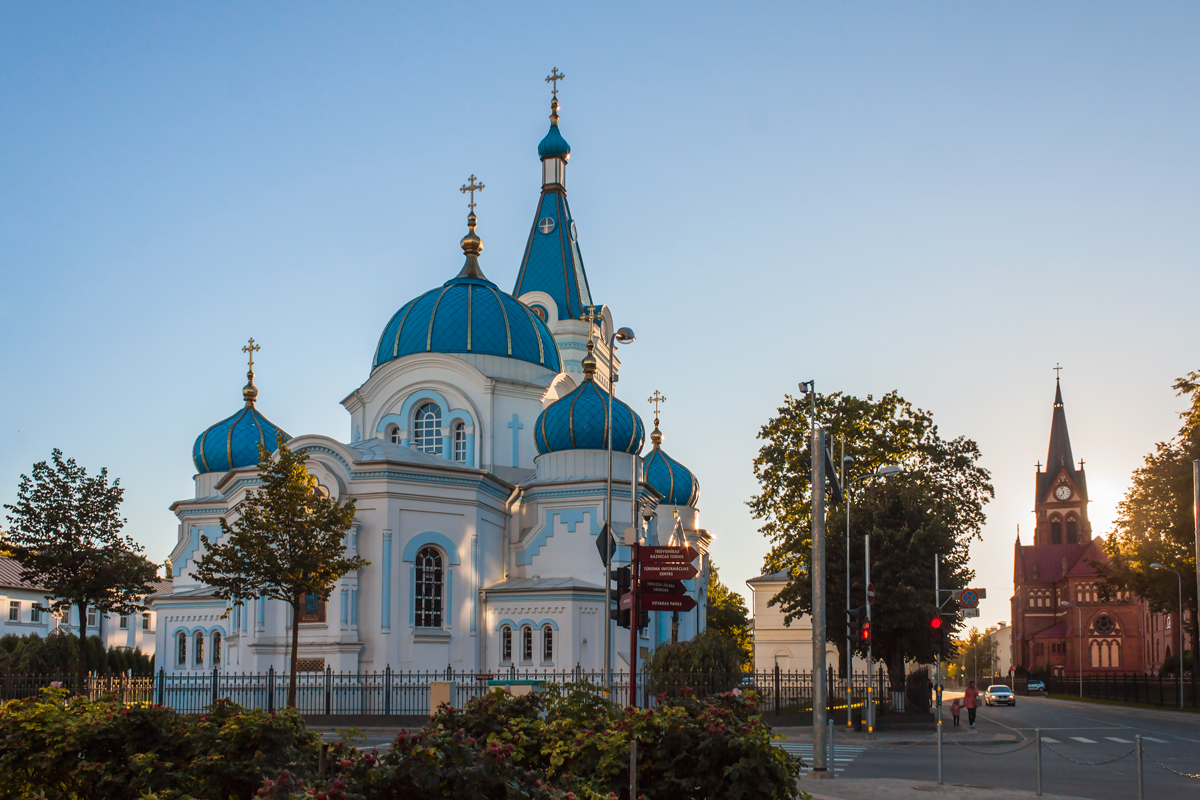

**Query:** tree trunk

left=288, top=598, right=300, bottom=708
left=77, top=602, right=88, bottom=697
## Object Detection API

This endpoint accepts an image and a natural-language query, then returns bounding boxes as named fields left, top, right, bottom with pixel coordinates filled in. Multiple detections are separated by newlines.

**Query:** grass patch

left=1043, top=693, right=1200, bottom=713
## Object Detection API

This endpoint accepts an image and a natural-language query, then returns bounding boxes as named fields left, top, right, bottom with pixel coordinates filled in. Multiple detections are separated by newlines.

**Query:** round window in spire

left=538, top=217, right=556, bottom=235
left=569, top=220, right=578, bottom=242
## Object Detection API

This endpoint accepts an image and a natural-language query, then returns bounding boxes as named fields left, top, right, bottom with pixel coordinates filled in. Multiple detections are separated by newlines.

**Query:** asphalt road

left=834, top=696, right=1200, bottom=799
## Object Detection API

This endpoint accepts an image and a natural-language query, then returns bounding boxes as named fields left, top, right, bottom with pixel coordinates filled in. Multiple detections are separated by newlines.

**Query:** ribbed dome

left=644, top=447, right=700, bottom=507
left=534, top=377, right=645, bottom=455
left=193, top=374, right=288, bottom=474
left=538, top=121, right=571, bottom=160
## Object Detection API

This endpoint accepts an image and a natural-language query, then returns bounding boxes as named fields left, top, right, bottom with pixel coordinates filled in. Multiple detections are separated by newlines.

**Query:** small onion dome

left=642, top=417, right=699, bottom=507
left=372, top=211, right=561, bottom=373
left=192, top=370, right=288, bottom=474
left=534, top=339, right=644, bottom=455
left=537, top=99, right=571, bottom=160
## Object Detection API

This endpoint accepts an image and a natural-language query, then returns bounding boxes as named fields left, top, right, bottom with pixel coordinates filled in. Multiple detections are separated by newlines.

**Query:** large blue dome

left=372, top=240, right=561, bottom=374
left=193, top=375, right=288, bottom=474
left=643, top=430, right=700, bottom=507
left=534, top=365, right=644, bottom=455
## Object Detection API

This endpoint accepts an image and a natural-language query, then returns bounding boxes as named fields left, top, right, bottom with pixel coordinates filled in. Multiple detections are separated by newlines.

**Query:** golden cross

left=242, top=337, right=260, bottom=371
left=581, top=305, right=601, bottom=342
left=648, top=390, right=666, bottom=417
left=545, top=67, right=566, bottom=100
left=460, top=174, right=485, bottom=213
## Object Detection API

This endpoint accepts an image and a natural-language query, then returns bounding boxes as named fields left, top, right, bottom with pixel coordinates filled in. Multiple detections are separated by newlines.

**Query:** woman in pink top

left=963, top=680, right=980, bottom=728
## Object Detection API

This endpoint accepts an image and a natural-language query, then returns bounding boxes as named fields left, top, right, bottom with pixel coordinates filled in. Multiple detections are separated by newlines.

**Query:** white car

left=985, top=685, right=1016, bottom=706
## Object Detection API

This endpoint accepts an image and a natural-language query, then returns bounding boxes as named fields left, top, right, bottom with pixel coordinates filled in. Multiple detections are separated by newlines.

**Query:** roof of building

left=193, top=399, right=288, bottom=475
left=1037, top=378, right=1088, bottom=499
left=747, top=570, right=789, bottom=585
left=0, top=556, right=44, bottom=590
left=1015, top=542, right=1092, bottom=584
left=642, top=418, right=699, bottom=507
left=485, top=576, right=602, bottom=593
left=538, top=119, right=571, bottom=160
left=534, top=352, right=644, bottom=455
left=147, top=579, right=174, bottom=598
left=372, top=227, right=561, bottom=374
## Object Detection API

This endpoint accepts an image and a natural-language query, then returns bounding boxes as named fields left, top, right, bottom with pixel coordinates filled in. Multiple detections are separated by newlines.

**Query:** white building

left=747, top=571, right=869, bottom=675
left=150, top=82, right=711, bottom=676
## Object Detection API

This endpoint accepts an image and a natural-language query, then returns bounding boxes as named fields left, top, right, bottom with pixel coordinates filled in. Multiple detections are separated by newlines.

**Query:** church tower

left=1033, top=376, right=1091, bottom=545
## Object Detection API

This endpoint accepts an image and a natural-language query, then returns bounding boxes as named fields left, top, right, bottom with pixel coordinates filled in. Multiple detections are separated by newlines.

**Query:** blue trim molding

left=401, top=531, right=462, bottom=565
left=516, top=507, right=600, bottom=566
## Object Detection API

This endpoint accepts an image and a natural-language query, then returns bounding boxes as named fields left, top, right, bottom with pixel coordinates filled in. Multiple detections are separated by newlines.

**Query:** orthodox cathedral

left=151, top=73, right=711, bottom=676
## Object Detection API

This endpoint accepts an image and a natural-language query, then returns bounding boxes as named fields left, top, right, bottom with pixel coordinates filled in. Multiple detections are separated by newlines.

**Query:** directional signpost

left=624, top=543, right=702, bottom=704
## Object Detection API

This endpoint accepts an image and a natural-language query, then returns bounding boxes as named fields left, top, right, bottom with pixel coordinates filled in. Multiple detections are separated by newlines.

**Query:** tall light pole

left=1151, top=563, right=1184, bottom=709
left=1060, top=601, right=1083, bottom=697
left=845, top=461, right=900, bottom=735
left=597, top=308, right=635, bottom=691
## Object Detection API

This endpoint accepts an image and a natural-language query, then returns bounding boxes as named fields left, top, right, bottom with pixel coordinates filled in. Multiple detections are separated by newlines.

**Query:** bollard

left=936, top=713, right=943, bottom=785
left=1035, top=729, right=1042, bottom=797
left=630, top=739, right=637, bottom=800
left=828, top=718, right=835, bottom=778
left=1135, top=735, right=1143, bottom=800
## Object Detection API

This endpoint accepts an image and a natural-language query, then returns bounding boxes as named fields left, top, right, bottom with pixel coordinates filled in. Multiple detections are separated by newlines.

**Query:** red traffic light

left=930, top=617, right=943, bottom=629
left=861, top=621, right=871, bottom=641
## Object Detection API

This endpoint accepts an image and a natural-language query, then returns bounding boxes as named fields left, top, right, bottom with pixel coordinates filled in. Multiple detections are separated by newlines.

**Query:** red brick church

left=1011, top=378, right=1150, bottom=676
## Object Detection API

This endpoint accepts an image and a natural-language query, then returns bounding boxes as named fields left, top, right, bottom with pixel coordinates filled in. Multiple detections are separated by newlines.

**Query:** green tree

left=3, top=449, right=158, bottom=691
left=751, top=390, right=992, bottom=690
left=705, top=563, right=753, bottom=668
left=194, top=437, right=367, bottom=707
left=954, top=627, right=995, bottom=684
left=1095, top=371, right=1200, bottom=667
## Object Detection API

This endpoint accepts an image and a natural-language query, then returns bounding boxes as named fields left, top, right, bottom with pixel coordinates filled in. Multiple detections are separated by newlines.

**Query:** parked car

left=1026, top=680, right=1046, bottom=693
left=985, top=684, right=1016, bottom=706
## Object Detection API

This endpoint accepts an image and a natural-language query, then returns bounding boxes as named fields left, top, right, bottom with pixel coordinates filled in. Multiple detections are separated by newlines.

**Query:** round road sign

left=959, top=589, right=979, bottom=608
left=867, top=584, right=876, bottom=605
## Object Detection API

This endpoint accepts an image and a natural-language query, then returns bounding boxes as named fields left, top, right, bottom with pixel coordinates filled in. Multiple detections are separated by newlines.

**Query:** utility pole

left=811, top=423, right=829, bottom=776
left=935, top=555, right=943, bottom=786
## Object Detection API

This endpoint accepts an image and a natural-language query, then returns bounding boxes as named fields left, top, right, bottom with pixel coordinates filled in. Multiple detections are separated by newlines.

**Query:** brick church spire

left=1034, top=370, right=1090, bottom=545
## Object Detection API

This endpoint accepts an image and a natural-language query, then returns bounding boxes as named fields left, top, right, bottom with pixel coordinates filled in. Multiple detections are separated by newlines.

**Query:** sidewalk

left=774, top=726, right=1021, bottom=746
left=800, top=778, right=1091, bottom=800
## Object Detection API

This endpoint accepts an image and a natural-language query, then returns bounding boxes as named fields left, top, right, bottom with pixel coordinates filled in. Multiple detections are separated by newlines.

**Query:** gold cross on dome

left=545, top=67, right=566, bottom=100
left=460, top=174, right=485, bottom=212
left=242, top=337, right=260, bottom=371
left=648, top=390, right=666, bottom=417
left=581, top=305, right=601, bottom=341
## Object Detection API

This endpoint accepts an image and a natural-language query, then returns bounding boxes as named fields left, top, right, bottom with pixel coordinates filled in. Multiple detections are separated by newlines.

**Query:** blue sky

left=2, top=3, right=1198, bottom=629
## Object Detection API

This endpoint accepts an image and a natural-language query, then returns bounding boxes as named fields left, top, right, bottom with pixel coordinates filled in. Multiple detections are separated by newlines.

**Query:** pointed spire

left=456, top=175, right=487, bottom=280
left=648, top=390, right=666, bottom=449
left=1046, top=373, right=1075, bottom=471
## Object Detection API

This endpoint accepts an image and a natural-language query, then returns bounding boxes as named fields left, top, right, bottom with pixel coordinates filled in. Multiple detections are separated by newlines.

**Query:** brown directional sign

left=641, top=595, right=698, bottom=612
left=640, top=545, right=699, bottom=565
left=641, top=562, right=699, bottom=580
left=642, top=579, right=687, bottom=596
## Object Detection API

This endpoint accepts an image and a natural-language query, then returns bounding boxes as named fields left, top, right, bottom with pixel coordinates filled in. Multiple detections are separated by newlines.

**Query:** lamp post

left=1151, top=563, right=1184, bottom=709
left=1060, top=601, right=1083, bottom=697
left=844, top=461, right=900, bottom=735
left=600, top=314, right=635, bottom=691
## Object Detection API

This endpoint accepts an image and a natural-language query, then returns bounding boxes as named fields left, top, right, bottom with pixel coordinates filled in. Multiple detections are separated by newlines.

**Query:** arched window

left=1051, top=519, right=1062, bottom=545
left=1066, top=518, right=1078, bottom=544
left=212, top=631, right=222, bottom=665
left=453, top=422, right=467, bottom=463
left=177, top=632, right=187, bottom=665
left=387, top=424, right=401, bottom=444
left=413, top=403, right=443, bottom=455
left=414, top=547, right=443, bottom=628
left=542, top=624, right=554, bottom=662
left=501, top=625, right=513, bottom=662
left=521, top=625, right=533, bottom=663
left=194, top=631, right=205, bottom=666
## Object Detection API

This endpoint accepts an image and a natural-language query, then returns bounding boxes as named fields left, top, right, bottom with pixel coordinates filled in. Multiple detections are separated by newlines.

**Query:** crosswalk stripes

left=1040, top=734, right=1172, bottom=746
left=1042, top=737, right=1061, bottom=743
left=773, top=741, right=867, bottom=773
left=1142, top=736, right=1170, bottom=743
left=1105, top=737, right=1133, bottom=743
left=1069, top=737, right=1097, bottom=743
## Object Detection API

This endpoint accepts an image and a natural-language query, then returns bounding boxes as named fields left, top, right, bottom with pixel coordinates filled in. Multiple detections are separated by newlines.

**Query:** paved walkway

left=800, top=778, right=1093, bottom=800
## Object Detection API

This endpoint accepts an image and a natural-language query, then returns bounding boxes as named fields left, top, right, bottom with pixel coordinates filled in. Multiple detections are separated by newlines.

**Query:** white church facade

left=151, top=77, right=712, bottom=677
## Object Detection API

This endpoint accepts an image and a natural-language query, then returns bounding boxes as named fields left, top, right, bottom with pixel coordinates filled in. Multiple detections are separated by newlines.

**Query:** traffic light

left=860, top=620, right=871, bottom=644
left=847, top=606, right=865, bottom=639
left=610, top=566, right=631, bottom=628
left=931, top=616, right=948, bottom=653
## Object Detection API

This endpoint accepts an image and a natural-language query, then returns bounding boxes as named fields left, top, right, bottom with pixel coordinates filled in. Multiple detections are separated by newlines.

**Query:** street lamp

left=1151, top=563, right=1185, bottom=709
left=1060, top=601, right=1083, bottom=698
left=845, top=461, right=901, bottom=736
left=602, top=318, right=635, bottom=690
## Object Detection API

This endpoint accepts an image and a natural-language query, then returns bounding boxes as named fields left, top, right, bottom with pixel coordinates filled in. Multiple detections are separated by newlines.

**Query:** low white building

left=747, top=571, right=869, bottom=675
left=983, top=621, right=1013, bottom=679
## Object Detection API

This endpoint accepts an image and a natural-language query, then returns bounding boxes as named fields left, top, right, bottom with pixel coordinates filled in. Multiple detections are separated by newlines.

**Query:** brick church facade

left=1011, top=378, right=1149, bottom=676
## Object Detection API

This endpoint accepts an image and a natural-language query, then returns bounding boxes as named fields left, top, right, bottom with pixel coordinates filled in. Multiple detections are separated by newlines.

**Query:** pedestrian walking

left=949, top=698, right=962, bottom=727
left=963, top=680, right=980, bottom=728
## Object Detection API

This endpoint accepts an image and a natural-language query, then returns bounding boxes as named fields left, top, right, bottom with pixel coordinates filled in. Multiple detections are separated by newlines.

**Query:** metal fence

left=3, top=666, right=898, bottom=717
left=1043, top=671, right=1199, bottom=708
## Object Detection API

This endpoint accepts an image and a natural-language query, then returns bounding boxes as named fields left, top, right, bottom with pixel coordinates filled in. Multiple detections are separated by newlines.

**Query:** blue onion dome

left=537, top=98, right=571, bottom=160
left=534, top=339, right=644, bottom=455
left=193, top=366, right=289, bottom=473
left=372, top=207, right=561, bottom=373
left=642, top=415, right=700, bottom=507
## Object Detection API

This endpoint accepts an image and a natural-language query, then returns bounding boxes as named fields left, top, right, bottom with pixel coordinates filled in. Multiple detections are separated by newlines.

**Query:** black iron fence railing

left=1042, top=671, right=1199, bottom=708
left=2, top=666, right=903, bottom=716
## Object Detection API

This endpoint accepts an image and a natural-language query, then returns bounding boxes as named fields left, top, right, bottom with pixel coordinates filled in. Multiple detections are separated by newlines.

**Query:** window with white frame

left=143, top=612, right=151, bottom=631
left=8, top=601, right=17, bottom=621
left=521, top=625, right=533, bottom=663
left=501, top=625, right=513, bottom=662
left=177, top=632, right=187, bottom=665
left=30, top=605, right=40, bottom=623
left=388, top=424, right=401, bottom=444
left=414, top=547, right=444, bottom=628
left=542, top=624, right=554, bottom=662
left=87, top=609, right=97, bottom=627
left=194, top=631, right=205, bottom=666
left=453, top=421, right=467, bottom=463
left=413, top=403, right=443, bottom=455
left=119, top=615, right=128, bottom=629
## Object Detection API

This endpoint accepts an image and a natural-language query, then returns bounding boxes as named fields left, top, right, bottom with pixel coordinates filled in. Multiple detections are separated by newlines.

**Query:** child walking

left=950, top=698, right=962, bottom=727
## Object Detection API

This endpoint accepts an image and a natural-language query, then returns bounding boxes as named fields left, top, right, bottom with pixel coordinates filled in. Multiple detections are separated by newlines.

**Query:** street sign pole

left=865, top=537, right=874, bottom=738
left=629, top=540, right=640, bottom=709
left=811, top=425, right=828, bottom=776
